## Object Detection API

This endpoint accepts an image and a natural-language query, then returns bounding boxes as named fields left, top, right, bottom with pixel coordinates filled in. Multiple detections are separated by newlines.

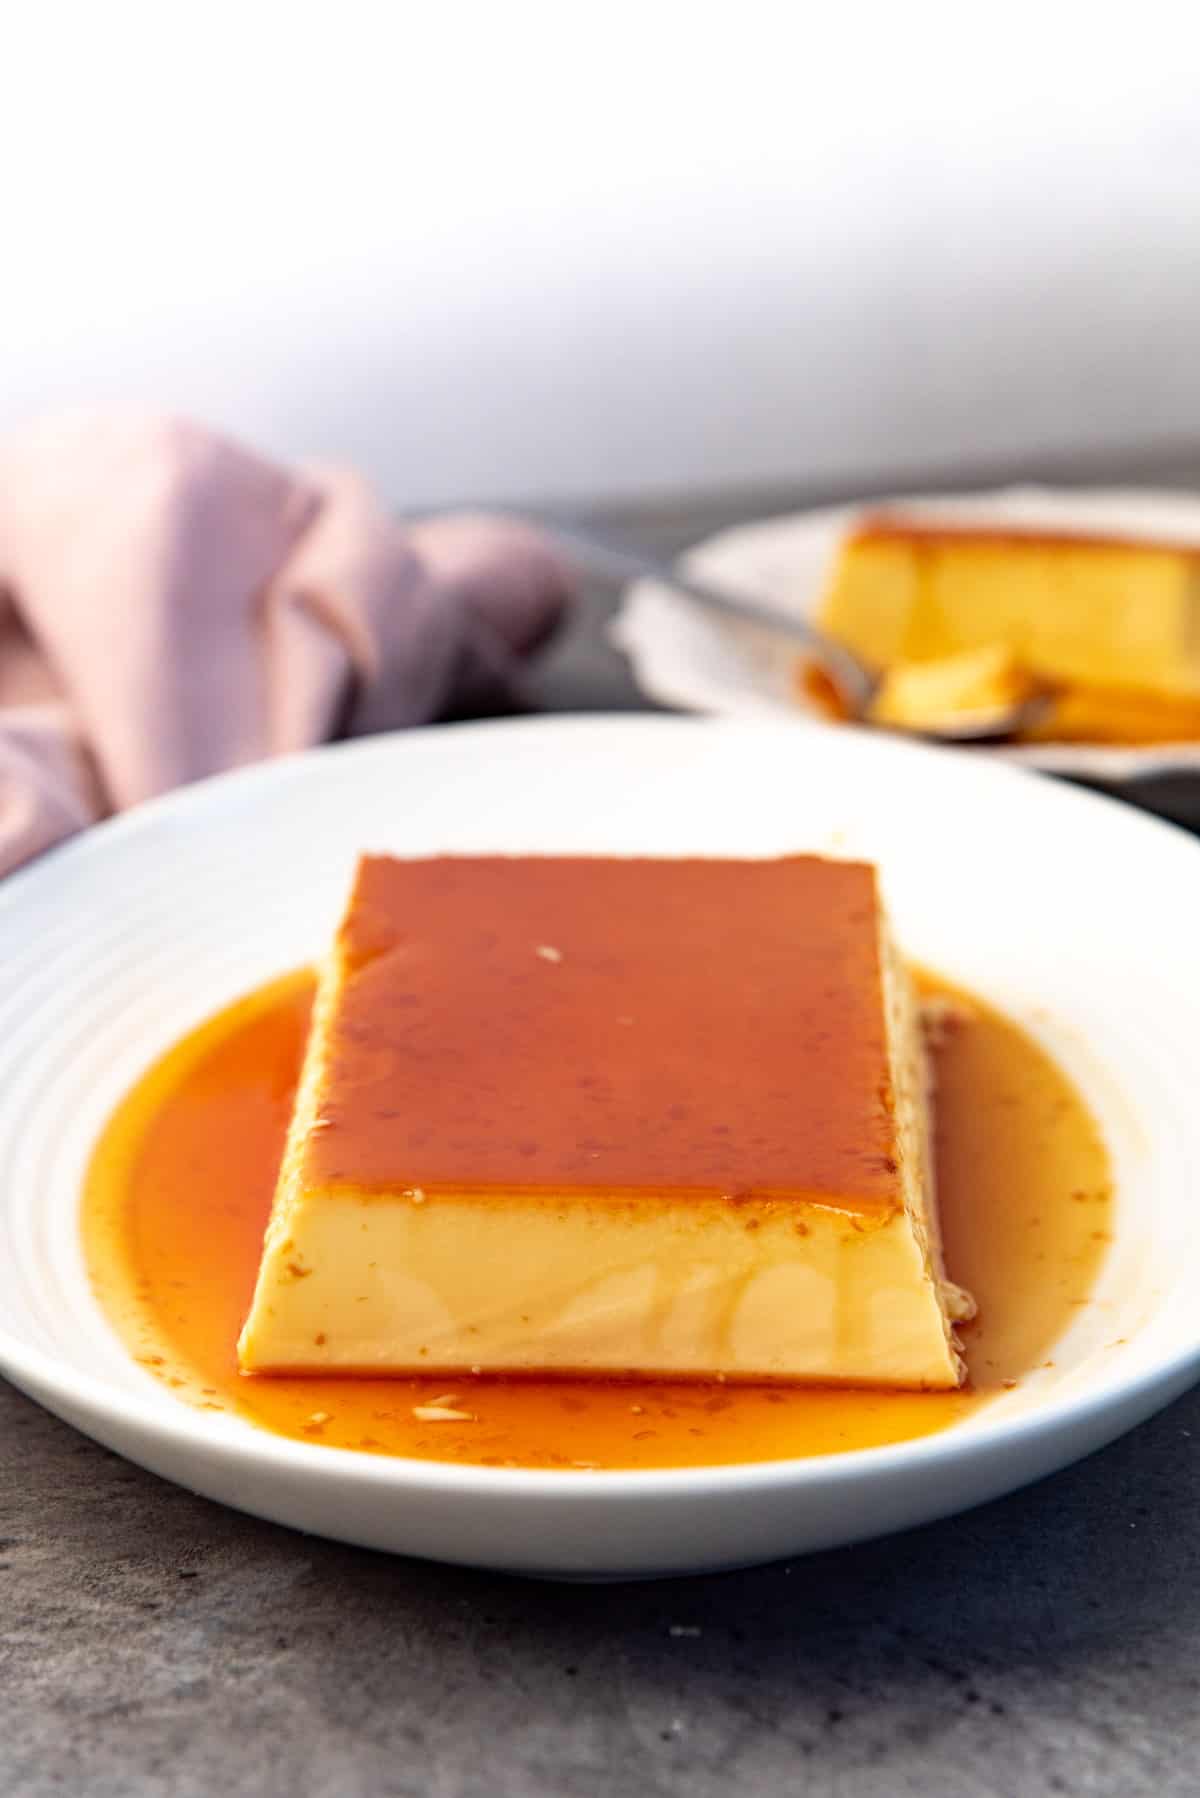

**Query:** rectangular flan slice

left=818, top=517, right=1200, bottom=698
left=237, top=855, right=970, bottom=1387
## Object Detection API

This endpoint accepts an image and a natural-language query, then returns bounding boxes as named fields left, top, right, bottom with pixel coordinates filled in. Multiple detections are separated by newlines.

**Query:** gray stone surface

left=6, top=454, right=1200, bottom=1795
left=4, top=1377, right=1199, bottom=1796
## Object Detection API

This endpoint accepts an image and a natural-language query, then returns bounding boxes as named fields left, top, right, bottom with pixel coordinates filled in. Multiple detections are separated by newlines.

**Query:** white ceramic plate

left=2, top=715, right=1198, bottom=1580
left=614, top=485, right=1200, bottom=785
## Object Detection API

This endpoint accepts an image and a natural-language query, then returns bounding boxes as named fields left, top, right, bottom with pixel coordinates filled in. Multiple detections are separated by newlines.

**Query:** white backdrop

left=4, top=3, right=1200, bottom=507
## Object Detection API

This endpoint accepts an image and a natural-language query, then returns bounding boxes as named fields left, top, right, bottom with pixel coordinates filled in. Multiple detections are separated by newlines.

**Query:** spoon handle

left=543, top=520, right=876, bottom=711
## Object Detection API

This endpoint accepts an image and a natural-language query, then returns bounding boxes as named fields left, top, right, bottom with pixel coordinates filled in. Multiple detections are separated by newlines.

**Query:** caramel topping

left=309, top=855, right=900, bottom=1212
left=851, top=516, right=1200, bottom=557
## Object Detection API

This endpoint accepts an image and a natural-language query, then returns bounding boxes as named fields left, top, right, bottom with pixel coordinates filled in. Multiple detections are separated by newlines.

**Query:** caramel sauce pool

left=82, top=971, right=1113, bottom=1470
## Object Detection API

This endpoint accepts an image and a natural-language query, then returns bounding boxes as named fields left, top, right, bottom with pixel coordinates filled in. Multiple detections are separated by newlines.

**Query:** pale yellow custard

left=238, top=855, right=972, bottom=1388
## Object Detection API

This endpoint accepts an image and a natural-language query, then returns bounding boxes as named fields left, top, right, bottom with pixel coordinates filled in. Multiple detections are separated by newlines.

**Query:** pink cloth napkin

left=0, top=414, right=570, bottom=877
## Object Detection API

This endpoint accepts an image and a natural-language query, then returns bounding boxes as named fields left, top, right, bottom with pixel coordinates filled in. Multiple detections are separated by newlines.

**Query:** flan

left=866, top=643, right=1046, bottom=733
left=818, top=517, right=1200, bottom=739
left=237, top=855, right=972, bottom=1387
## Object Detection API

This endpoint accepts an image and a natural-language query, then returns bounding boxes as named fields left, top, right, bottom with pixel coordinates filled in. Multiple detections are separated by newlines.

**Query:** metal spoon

left=547, top=520, right=1052, bottom=744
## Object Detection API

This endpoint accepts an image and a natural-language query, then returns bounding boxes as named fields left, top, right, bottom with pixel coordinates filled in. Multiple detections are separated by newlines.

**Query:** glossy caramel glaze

left=83, top=969, right=1114, bottom=1470
left=313, top=855, right=900, bottom=1211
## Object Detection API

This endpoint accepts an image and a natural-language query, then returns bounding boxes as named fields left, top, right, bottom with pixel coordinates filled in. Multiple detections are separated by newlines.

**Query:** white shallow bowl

left=2, top=715, right=1199, bottom=1580
left=614, top=485, right=1200, bottom=786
